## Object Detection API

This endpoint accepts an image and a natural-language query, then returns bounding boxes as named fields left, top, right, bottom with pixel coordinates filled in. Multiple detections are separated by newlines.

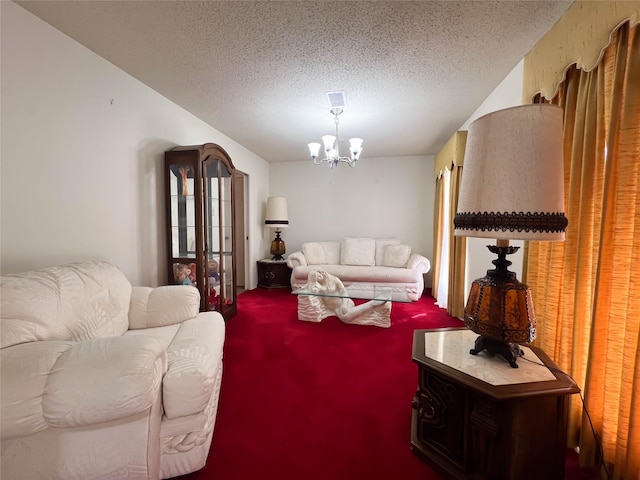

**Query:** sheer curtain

left=434, top=168, right=451, bottom=308
left=525, top=21, right=639, bottom=478
left=432, top=170, right=444, bottom=302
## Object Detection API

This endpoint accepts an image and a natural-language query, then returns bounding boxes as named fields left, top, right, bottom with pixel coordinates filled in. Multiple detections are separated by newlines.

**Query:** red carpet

left=175, top=288, right=598, bottom=480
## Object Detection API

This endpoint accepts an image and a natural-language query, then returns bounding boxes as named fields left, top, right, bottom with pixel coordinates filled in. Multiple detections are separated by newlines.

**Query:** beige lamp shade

left=454, top=104, right=567, bottom=241
left=265, top=197, right=289, bottom=229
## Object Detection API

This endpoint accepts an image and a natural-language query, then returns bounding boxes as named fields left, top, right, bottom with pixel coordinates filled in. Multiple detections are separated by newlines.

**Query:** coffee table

left=292, top=282, right=411, bottom=328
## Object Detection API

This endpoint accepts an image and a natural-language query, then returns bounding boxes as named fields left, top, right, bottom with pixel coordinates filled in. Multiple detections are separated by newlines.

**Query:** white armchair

left=1, top=261, right=225, bottom=479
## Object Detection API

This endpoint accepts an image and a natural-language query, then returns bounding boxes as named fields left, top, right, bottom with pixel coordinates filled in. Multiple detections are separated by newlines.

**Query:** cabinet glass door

left=204, top=159, right=221, bottom=312
left=168, top=163, right=200, bottom=289
left=219, top=160, right=235, bottom=312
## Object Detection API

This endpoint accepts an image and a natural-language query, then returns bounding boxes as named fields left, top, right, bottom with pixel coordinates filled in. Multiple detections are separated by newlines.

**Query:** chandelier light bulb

left=308, top=142, right=321, bottom=160
left=349, top=138, right=363, bottom=160
left=322, top=135, right=336, bottom=153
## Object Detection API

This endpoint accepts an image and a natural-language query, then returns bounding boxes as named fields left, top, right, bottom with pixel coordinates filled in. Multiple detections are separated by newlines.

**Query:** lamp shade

left=265, top=197, right=289, bottom=229
left=454, top=104, right=567, bottom=241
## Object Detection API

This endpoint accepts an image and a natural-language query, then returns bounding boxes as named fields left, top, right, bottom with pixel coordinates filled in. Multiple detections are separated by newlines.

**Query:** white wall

left=270, top=155, right=435, bottom=286
left=458, top=60, right=525, bottom=298
left=1, top=2, right=270, bottom=287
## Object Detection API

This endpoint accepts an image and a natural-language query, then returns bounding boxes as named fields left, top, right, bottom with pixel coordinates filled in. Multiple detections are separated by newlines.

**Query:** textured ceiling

left=17, top=0, right=572, bottom=163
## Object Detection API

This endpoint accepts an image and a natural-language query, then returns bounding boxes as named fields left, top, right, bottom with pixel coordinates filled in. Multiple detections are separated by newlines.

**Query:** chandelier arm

left=314, top=155, right=355, bottom=167
left=335, top=156, right=355, bottom=167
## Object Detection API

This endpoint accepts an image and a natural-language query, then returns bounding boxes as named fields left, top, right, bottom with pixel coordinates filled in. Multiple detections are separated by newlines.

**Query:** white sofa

left=286, top=237, right=431, bottom=301
left=0, top=261, right=225, bottom=480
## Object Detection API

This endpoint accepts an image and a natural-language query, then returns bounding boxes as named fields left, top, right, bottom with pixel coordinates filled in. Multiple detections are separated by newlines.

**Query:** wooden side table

left=257, top=259, right=292, bottom=289
left=411, top=328, right=580, bottom=480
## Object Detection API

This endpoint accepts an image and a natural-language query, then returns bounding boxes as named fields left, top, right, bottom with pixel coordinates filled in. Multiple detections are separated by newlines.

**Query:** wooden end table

left=411, top=328, right=580, bottom=480
left=257, top=259, right=292, bottom=289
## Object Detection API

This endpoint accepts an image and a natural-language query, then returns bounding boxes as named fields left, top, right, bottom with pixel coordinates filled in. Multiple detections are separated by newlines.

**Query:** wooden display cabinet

left=164, top=143, right=237, bottom=320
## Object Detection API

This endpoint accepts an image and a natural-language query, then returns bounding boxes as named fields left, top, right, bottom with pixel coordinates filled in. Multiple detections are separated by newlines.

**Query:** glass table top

left=292, top=283, right=411, bottom=303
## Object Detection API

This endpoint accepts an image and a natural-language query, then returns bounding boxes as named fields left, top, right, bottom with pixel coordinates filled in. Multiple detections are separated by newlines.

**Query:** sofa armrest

left=286, top=251, right=307, bottom=268
left=129, top=285, right=200, bottom=329
left=407, top=253, right=431, bottom=274
left=1, top=336, right=166, bottom=438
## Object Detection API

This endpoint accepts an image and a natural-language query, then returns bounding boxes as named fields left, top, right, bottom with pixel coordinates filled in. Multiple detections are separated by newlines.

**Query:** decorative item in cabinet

left=165, top=143, right=237, bottom=320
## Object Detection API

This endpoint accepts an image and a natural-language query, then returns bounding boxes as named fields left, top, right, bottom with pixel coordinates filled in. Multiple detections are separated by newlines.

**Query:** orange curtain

left=525, top=21, right=640, bottom=478
left=432, top=164, right=467, bottom=318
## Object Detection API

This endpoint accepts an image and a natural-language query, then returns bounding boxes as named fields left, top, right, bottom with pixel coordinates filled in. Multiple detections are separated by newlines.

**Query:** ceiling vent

left=326, top=90, right=346, bottom=109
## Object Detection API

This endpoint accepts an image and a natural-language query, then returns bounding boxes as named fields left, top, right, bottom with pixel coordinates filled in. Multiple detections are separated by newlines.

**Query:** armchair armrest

left=1, top=336, right=166, bottom=438
left=286, top=251, right=307, bottom=268
left=407, top=253, right=431, bottom=274
left=129, top=285, right=200, bottom=329
left=1, top=341, right=71, bottom=439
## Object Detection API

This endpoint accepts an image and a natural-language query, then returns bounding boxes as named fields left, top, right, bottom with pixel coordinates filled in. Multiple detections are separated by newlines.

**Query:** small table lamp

left=453, top=104, right=567, bottom=368
left=265, top=196, right=289, bottom=261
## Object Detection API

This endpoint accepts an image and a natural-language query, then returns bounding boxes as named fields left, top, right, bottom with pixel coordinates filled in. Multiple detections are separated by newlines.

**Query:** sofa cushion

left=383, top=244, right=412, bottom=267
left=320, top=242, right=341, bottom=265
left=375, top=238, right=401, bottom=265
left=341, top=238, right=375, bottom=266
left=0, top=262, right=132, bottom=349
left=302, top=243, right=327, bottom=265
left=42, top=335, right=166, bottom=428
left=294, top=264, right=421, bottom=284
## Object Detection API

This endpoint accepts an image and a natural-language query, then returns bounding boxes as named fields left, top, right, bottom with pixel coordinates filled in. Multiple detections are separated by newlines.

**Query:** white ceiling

left=17, top=0, right=572, bottom=163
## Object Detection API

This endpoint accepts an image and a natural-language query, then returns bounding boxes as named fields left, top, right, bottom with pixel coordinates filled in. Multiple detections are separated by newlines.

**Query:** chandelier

left=308, top=107, right=363, bottom=168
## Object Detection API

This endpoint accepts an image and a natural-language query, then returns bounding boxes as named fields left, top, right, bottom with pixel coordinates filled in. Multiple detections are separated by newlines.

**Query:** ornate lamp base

left=270, top=230, right=286, bottom=261
left=469, top=335, right=524, bottom=368
left=463, top=243, right=535, bottom=369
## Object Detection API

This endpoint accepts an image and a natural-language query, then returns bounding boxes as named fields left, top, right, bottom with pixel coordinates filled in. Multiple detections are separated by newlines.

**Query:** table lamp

left=265, top=196, right=289, bottom=260
left=453, top=104, right=567, bottom=368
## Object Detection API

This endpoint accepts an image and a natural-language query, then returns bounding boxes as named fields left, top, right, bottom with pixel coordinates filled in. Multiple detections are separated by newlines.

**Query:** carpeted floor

left=175, top=288, right=598, bottom=480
